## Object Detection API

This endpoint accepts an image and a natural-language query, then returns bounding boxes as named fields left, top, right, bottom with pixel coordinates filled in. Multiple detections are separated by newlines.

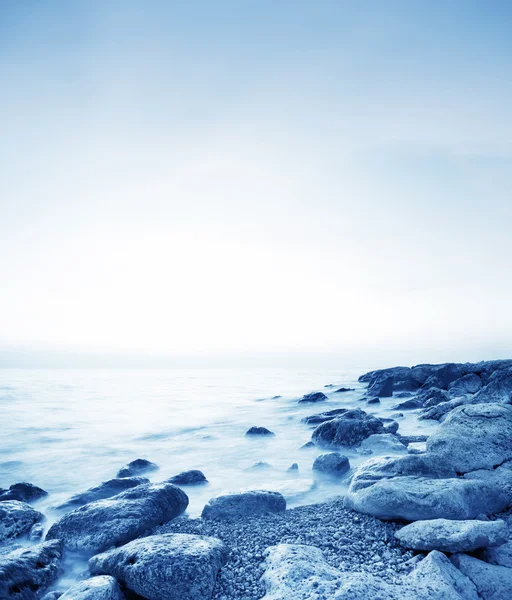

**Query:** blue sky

left=1, top=1, right=511, bottom=366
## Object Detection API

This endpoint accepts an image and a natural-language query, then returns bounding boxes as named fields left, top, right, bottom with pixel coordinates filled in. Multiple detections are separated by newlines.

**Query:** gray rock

left=426, top=403, right=512, bottom=472
left=474, top=367, right=512, bottom=404
left=89, top=533, right=227, bottom=600
left=420, top=397, right=467, bottom=421
left=0, top=500, right=45, bottom=543
left=29, top=522, right=44, bottom=542
left=395, top=519, right=509, bottom=552
left=448, top=374, right=482, bottom=397
left=392, top=398, right=424, bottom=410
left=54, top=477, right=149, bottom=511
left=46, top=482, right=188, bottom=553
left=463, top=461, right=512, bottom=502
left=311, top=409, right=385, bottom=448
left=368, top=374, right=394, bottom=397
left=0, top=483, right=48, bottom=503
left=116, top=458, right=158, bottom=478
left=366, top=397, right=380, bottom=404
left=167, top=470, right=208, bottom=485
left=298, top=391, right=328, bottom=403
left=59, top=576, right=124, bottom=600
left=0, top=540, right=63, bottom=600
left=312, top=452, right=350, bottom=477
left=201, top=491, right=285, bottom=520
left=334, top=387, right=355, bottom=393
left=358, top=433, right=407, bottom=454
left=245, top=426, right=275, bottom=436
left=286, top=463, right=299, bottom=472
left=301, top=408, right=348, bottom=425
left=451, top=553, right=512, bottom=600
left=482, top=540, right=512, bottom=568
left=298, top=441, right=315, bottom=450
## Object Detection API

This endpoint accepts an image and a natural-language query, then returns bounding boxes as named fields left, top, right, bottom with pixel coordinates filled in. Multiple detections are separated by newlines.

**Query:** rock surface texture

left=201, top=491, right=286, bottom=520
left=58, top=576, right=124, bottom=600
left=0, top=501, right=45, bottom=543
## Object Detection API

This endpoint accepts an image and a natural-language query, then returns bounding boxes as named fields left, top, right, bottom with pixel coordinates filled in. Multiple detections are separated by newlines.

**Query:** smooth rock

left=55, top=478, right=149, bottom=511
left=366, top=397, right=380, bottom=404
left=245, top=426, right=275, bottom=436
left=59, top=576, right=124, bottom=600
left=0, top=483, right=48, bottom=504
left=396, top=519, right=509, bottom=552
left=201, top=491, right=285, bottom=520
left=116, top=459, right=158, bottom=478
left=312, top=452, right=350, bottom=477
left=311, top=409, right=385, bottom=449
left=0, top=501, right=44, bottom=543
left=167, top=470, right=208, bottom=485
left=451, top=553, right=512, bottom=600
left=46, top=482, right=188, bottom=553
left=89, top=533, right=227, bottom=600
left=298, top=391, right=328, bottom=403
left=0, top=540, right=63, bottom=600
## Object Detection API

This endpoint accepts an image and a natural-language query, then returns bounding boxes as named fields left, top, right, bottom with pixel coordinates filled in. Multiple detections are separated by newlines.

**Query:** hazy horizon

left=2, top=1, right=512, bottom=368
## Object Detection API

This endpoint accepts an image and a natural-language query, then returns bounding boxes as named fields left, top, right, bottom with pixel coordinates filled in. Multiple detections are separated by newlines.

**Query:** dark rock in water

left=58, top=576, right=124, bottom=600
left=392, top=398, right=423, bottom=410
left=366, top=397, right=380, bottom=405
left=311, top=409, right=385, bottom=449
left=46, top=482, right=188, bottom=553
left=301, top=408, right=348, bottom=425
left=298, top=391, right=328, bottom=403
left=419, top=387, right=450, bottom=407
left=55, top=477, right=149, bottom=511
left=0, top=540, right=63, bottom=600
left=245, top=426, right=275, bottom=436
left=383, top=421, right=399, bottom=434
left=0, top=500, right=45, bottom=543
left=451, top=553, right=512, bottom=600
left=287, top=463, right=299, bottom=472
left=421, top=364, right=466, bottom=390
left=394, top=391, right=412, bottom=398
left=0, top=483, right=48, bottom=504
left=390, top=412, right=404, bottom=419
left=334, top=387, right=355, bottom=393
left=245, top=462, right=273, bottom=471
left=312, top=453, right=350, bottom=477
left=427, top=403, right=512, bottom=473
left=299, top=441, right=315, bottom=450
left=89, top=533, right=227, bottom=600
left=448, top=373, right=482, bottom=397
left=419, top=397, right=466, bottom=421
left=167, top=470, right=208, bottom=485
left=116, top=459, right=158, bottom=478
left=397, top=434, right=428, bottom=444
left=324, top=384, right=334, bottom=388
left=368, top=375, right=394, bottom=398
left=201, top=491, right=286, bottom=520
left=271, top=395, right=281, bottom=400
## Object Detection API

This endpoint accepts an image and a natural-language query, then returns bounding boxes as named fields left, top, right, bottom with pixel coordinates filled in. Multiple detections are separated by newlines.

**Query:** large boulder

left=0, top=483, right=48, bottom=503
left=0, top=540, right=63, bottom=600
left=311, top=409, right=385, bottom=448
left=58, top=576, right=124, bottom=600
left=473, top=367, right=512, bottom=404
left=368, top=375, right=394, bottom=397
left=54, top=477, right=148, bottom=511
left=426, top=403, right=512, bottom=472
left=298, top=392, right=327, bottom=403
left=0, top=501, right=45, bottom=543
left=312, top=452, right=350, bottom=477
left=89, top=533, right=227, bottom=600
left=395, top=519, right=509, bottom=553
left=201, top=491, right=285, bottom=520
left=46, top=482, right=188, bottom=553
left=116, top=458, right=158, bottom=478
left=451, top=553, right=512, bottom=600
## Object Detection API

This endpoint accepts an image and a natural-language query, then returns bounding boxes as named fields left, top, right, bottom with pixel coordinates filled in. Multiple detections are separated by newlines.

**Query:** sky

left=1, top=1, right=511, bottom=367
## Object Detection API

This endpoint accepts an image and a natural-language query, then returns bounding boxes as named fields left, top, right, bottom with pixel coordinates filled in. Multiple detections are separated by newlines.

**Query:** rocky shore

left=1, top=359, right=512, bottom=599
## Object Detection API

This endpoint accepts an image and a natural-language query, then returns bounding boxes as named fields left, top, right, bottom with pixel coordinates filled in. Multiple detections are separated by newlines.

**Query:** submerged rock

left=167, top=470, right=208, bottom=485
left=55, top=477, right=149, bottom=511
left=395, top=519, right=508, bottom=553
left=201, top=491, right=285, bottom=520
left=451, top=553, right=512, bottom=600
left=311, top=409, right=385, bottom=448
left=0, top=483, right=48, bottom=504
left=334, top=387, right=355, bottom=393
left=46, top=482, right=188, bottom=553
left=58, top=576, right=123, bottom=600
left=0, top=540, right=63, bottom=600
left=392, top=398, right=423, bottom=410
left=89, top=533, right=227, bottom=600
left=116, top=458, right=158, bottom=478
left=312, top=452, right=350, bottom=477
left=298, top=391, right=328, bottom=403
left=245, top=426, right=275, bottom=436
left=0, top=500, right=44, bottom=543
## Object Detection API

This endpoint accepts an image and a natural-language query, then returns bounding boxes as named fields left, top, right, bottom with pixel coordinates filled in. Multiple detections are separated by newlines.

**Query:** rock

left=298, top=441, right=315, bottom=450
left=451, top=553, right=512, bottom=600
left=245, top=461, right=274, bottom=471
left=41, top=593, right=63, bottom=600
left=426, top=403, right=512, bottom=472
left=242, top=480, right=316, bottom=502
left=368, top=375, right=394, bottom=397
left=383, top=420, right=400, bottom=434
left=312, top=452, right=350, bottom=477
left=408, top=442, right=427, bottom=454
left=58, top=576, right=124, bottom=600
left=245, top=426, right=275, bottom=436
left=392, top=398, right=424, bottom=410
left=0, top=540, right=63, bottom=600
left=286, top=463, right=299, bottom=472
left=201, top=491, right=285, bottom=520
left=0, top=483, right=48, bottom=503
left=298, top=391, right=327, bottom=403
left=46, top=482, right=188, bottom=553
left=448, top=374, right=482, bottom=397
left=301, top=408, right=348, bottom=425
left=463, top=461, right=512, bottom=501
left=311, top=409, right=385, bottom=448
left=167, top=470, right=208, bottom=485
left=395, top=519, right=509, bottom=552
left=420, top=397, right=467, bottom=421
left=334, top=387, right=355, bottom=393
left=366, top=397, right=380, bottom=404
left=358, top=433, right=407, bottom=454
left=89, top=533, right=227, bottom=600
left=0, top=501, right=44, bottom=543
left=55, top=477, right=149, bottom=511
left=482, top=540, right=512, bottom=568
left=29, top=522, right=44, bottom=542
left=420, top=387, right=451, bottom=407
left=397, top=434, right=429, bottom=444
left=116, top=458, right=158, bottom=478
left=473, top=367, right=512, bottom=404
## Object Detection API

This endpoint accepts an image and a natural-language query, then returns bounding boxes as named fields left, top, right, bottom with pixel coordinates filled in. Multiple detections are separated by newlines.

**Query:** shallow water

left=0, top=367, right=437, bottom=524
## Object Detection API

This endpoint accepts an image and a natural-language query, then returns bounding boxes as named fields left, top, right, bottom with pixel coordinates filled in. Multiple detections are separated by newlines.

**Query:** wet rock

left=46, top=482, right=188, bottom=553
left=55, top=477, right=149, bottom=511
left=167, top=470, right=208, bottom=485
left=334, top=387, right=355, bottom=393
left=89, top=533, right=227, bottom=600
left=298, top=391, right=328, bottom=403
left=242, top=480, right=316, bottom=503
left=116, top=459, right=158, bottom=478
left=245, top=461, right=274, bottom=471
left=301, top=408, right=348, bottom=425
left=0, top=501, right=45, bottom=543
left=312, top=452, right=350, bottom=477
left=463, top=461, right=512, bottom=503
left=366, top=397, right=380, bottom=404
left=451, top=553, right=512, bottom=600
left=382, top=420, right=400, bottom=434
left=395, top=519, right=508, bottom=553
left=392, top=398, right=423, bottom=410
left=298, top=441, right=315, bottom=450
left=29, top=523, right=44, bottom=542
left=419, top=387, right=451, bottom=407
left=473, top=367, right=512, bottom=404
left=286, top=463, right=299, bottom=473
left=358, top=433, right=407, bottom=454
left=0, top=483, right=48, bottom=504
left=368, top=374, right=394, bottom=397
left=426, top=403, right=512, bottom=472
left=448, top=374, right=482, bottom=397
left=58, top=576, right=124, bottom=600
left=482, top=540, right=512, bottom=568
left=0, top=540, right=63, bottom=600
left=245, top=426, right=275, bottom=436
left=397, top=434, right=429, bottom=444
left=311, top=409, right=385, bottom=448
left=201, top=491, right=285, bottom=520
left=41, top=593, right=63, bottom=600
left=420, top=397, right=467, bottom=421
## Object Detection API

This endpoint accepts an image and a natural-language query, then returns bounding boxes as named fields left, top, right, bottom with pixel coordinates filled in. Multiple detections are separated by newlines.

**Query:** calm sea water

left=0, top=367, right=437, bottom=522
